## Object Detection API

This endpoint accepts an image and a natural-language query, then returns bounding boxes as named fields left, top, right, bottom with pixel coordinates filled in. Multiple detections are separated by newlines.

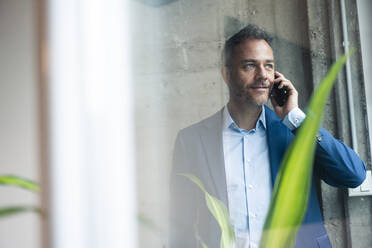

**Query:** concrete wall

left=307, top=1, right=372, bottom=247
left=0, top=0, right=41, bottom=248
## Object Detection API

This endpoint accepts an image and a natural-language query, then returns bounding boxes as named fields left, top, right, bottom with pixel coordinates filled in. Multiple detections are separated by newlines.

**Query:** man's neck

left=227, top=100, right=263, bottom=130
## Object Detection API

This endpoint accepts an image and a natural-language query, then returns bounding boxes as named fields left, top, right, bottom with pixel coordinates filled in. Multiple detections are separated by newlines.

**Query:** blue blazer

left=170, top=106, right=366, bottom=248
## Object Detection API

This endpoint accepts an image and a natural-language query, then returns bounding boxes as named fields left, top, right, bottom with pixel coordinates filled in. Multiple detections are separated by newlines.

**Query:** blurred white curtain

left=47, top=0, right=137, bottom=247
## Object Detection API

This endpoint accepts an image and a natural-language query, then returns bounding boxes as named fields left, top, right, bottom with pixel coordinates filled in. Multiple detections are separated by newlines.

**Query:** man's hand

left=270, top=71, right=298, bottom=119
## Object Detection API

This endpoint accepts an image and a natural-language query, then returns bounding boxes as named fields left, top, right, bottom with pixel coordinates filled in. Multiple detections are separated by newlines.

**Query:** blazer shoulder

left=177, top=109, right=223, bottom=138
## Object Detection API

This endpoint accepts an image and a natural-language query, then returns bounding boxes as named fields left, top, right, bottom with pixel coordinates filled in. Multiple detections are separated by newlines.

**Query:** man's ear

left=221, top=66, right=230, bottom=86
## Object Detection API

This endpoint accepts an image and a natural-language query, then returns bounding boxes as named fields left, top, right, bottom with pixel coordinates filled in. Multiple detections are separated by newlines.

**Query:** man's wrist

left=282, top=107, right=306, bottom=130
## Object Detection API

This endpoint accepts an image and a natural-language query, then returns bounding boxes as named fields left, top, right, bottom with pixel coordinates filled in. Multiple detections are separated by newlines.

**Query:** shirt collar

left=222, top=105, right=266, bottom=132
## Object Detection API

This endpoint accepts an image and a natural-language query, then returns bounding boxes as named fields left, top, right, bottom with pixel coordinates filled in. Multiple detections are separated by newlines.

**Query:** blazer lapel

left=199, top=110, right=229, bottom=207
left=197, top=106, right=290, bottom=207
left=265, top=106, right=291, bottom=186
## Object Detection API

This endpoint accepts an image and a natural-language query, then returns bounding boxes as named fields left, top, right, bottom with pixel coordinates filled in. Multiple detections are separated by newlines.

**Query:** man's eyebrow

left=240, top=59, right=274, bottom=63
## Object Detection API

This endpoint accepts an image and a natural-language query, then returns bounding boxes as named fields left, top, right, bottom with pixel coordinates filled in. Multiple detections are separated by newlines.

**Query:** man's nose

left=256, top=65, right=268, bottom=81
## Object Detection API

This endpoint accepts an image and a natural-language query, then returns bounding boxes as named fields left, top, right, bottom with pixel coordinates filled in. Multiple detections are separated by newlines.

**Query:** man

left=169, top=24, right=366, bottom=248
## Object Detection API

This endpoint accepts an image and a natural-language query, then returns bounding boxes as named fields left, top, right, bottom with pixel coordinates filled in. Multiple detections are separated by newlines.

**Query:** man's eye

left=265, top=64, right=274, bottom=69
left=243, top=64, right=254, bottom=69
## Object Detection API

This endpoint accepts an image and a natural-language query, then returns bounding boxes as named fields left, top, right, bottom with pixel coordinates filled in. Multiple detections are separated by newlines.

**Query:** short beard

left=230, top=87, right=269, bottom=107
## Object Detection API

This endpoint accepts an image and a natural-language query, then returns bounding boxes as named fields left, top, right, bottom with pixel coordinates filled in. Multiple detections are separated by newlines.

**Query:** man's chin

left=251, top=97, right=269, bottom=106
left=233, top=94, right=269, bottom=107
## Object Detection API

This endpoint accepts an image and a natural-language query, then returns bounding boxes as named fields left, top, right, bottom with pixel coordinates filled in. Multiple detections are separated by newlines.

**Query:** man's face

left=225, top=39, right=275, bottom=107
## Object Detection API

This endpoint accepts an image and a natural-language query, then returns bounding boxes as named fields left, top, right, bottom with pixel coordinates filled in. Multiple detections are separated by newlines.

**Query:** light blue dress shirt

left=222, top=106, right=305, bottom=248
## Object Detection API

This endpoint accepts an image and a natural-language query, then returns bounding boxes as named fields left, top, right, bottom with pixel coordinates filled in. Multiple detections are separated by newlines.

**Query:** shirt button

left=249, top=212, right=256, bottom=218
left=251, top=243, right=258, bottom=248
left=294, top=118, right=299, bottom=124
left=248, top=184, right=253, bottom=189
left=316, top=135, right=322, bottom=142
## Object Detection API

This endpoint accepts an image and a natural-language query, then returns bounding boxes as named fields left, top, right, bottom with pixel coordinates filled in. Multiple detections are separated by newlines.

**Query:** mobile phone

left=271, top=75, right=288, bottom=107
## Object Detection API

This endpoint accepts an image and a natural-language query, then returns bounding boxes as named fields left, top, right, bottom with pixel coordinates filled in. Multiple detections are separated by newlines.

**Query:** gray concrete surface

left=308, top=1, right=372, bottom=247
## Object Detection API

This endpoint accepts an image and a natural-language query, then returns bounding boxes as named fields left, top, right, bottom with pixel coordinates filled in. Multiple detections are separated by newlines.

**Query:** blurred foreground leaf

left=0, top=175, right=39, bottom=192
left=137, top=213, right=163, bottom=234
left=0, top=206, right=41, bottom=218
left=260, top=51, right=354, bottom=248
left=180, top=173, right=235, bottom=248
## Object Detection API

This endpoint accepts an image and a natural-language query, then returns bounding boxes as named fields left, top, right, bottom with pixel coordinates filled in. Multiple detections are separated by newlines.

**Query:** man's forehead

left=233, top=39, right=274, bottom=60
left=235, top=39, right=272, bottom=51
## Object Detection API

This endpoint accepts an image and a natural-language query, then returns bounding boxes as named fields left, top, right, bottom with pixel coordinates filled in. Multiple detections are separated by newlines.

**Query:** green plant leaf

left=0, top=206, right=41, bottom=218
left=137, top=213, right=163, bottom=235
left=195, top=229, right=209, bottom=248
left=197, top=237, right=209, bottom=248
left=179, top=173, right=236, bottom=248
left=0, top=175, right=39, bottom=192
left=260, top=51, right=354, bottom=248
